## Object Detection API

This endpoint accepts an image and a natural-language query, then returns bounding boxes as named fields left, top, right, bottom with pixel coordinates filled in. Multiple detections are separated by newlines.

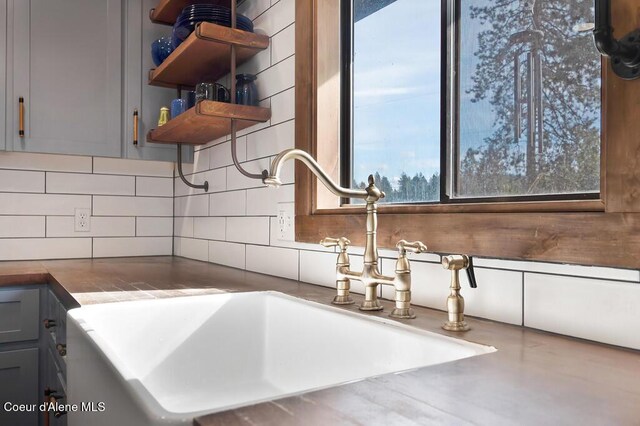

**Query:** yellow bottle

left=158, top=107, right=170, bottom=127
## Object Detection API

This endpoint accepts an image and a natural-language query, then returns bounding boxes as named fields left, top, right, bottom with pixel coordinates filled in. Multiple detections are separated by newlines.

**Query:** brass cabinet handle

left=133, top=108, right=139, bottom=145
left=18, top=97, right=24, bottom=137
left=43, top=319, right=56, bottom=329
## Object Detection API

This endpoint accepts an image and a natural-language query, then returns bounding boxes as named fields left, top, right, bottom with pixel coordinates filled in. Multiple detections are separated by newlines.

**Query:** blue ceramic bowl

left=152, top=37, right=174, bottom=66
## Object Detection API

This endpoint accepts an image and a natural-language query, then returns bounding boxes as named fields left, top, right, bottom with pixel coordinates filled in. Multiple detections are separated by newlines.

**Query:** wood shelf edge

left=148, top=22, right=269, bottom=88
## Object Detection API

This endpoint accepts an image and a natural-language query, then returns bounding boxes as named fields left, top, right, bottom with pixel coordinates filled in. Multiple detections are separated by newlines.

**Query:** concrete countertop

left=1, top=256, right=639, bottom=425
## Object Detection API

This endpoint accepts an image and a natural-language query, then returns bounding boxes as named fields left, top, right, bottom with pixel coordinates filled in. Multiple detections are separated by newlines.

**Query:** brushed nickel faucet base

left=359, top=300, right=384, bottom=311
left=390, top=308, right=416, bottom=319
left=443, top=321, right=470, bottom=332
left=332, top=295, right=355, bottom=305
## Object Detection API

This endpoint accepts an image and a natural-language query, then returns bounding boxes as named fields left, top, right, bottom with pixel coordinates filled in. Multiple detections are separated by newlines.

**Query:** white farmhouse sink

left=67, top=291, right=495, bottom=425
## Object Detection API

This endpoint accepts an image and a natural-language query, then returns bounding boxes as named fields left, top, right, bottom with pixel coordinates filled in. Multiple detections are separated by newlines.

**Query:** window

left=346, top=0, right=442, bottom=204
left=295, top=0, right=640, bottom=269
left=343, top=0, right=601, bottom=204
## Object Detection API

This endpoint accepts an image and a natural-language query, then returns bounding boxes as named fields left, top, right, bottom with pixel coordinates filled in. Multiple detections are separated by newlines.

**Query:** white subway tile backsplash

left=237, top=44, right=272, bottom=75
left=47, top=172, right=135, bottom=195
left=0, top=193, right=91, bottom=216
left=194, top=217, right=226, bottom=241
left=0, top=217, right=45, bottom=238
left=246, top=244, right=298, bottom=280
left=94, top=196, right=173, bottom=217
left=245, top=120, right=294, bottom=161
left=462, top=268, right=523, bottom=325
left=299, top=250, right=340, bottom=288
left=253, top=0, right=294, bottom=37
left=174, top=194, right=209, bottom=217
left=174, top=217, right=194, bottom=238
left=208, top=140, right=234, bottom=169
left=226, top=217, right=270, bottom=244
left=268, top=217, right=335, bottom=252
left=246, top=184, right=294, bottom=216
left=177, top=149, right=210, bottom=175
left=209, top=240, right=246, bottom=269
left=0, top=238, right=91, bottom=260
left=175, top=168, right=226, bottom=196
left=0, top=170, right=44, bottom=193
left=271, top=23, right=295, bottom=64
left=238, top=0, right=271, bottom=20
left=474, top=257, right=639, bottom=282
left=93, top=157, right=174, bottom=177
left=0, top=152, right=92, bottom=173
left=46, top=216, right=135, bottom=237
left=136, top=217, right=174, bottom=237
left=255, top=55, right=295, bottom=100
left=226, top=157, right=272, bottom=191
left=270, top=87, right=295, bottom=125
left=175, top=237, right=209, bottom=262
left=93, top=237, right=172, bottom=258
left=210, top=191, right=247, bottom=216
left=136, top=177, right=173, bottom=197
left=525, top=273, right=640, bottom=350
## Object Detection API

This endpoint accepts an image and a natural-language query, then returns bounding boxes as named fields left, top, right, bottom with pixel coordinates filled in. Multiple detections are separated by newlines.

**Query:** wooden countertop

left=1, top=256, right=639, bottom=425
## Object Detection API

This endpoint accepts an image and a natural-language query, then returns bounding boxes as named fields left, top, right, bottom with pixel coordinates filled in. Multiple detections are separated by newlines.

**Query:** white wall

left=0, top=152, right=174, bottom=259
left=173, top=0, right=640, bottom=351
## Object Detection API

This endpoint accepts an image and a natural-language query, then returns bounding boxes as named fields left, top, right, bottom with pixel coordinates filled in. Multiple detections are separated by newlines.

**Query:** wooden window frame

left=294, top=0, right=640, bottom=269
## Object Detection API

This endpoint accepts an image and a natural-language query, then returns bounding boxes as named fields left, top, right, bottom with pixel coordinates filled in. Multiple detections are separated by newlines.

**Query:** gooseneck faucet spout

left=264, top=149, right=383, bottom=201
left=264, top=148, right=426, bottom=319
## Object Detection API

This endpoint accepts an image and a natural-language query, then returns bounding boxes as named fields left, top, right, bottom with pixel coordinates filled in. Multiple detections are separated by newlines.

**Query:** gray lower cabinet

left=43, top=289, right=68, bottom=426
left=123, top=0, right=179, bottom=162
left=7, top=0, right=123, bottom=157
left=0, top=288, right=39, bottom=343
left=0, top=348, right=39, bottom=426
left=0, top=286, right=68, bottom=426
left=0, top=286, right=40, bottom=426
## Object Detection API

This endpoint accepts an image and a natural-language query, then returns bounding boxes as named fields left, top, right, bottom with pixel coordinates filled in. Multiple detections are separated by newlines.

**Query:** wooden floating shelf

left=147, top=100, right=271, bottom=145
left=149, top=22, right=269, bottom=88
left=150, top=0, right=231, bottom=26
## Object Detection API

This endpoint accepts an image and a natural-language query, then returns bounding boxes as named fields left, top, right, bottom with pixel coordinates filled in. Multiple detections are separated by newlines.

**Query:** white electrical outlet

left=74, top=208, right=91, bottom=232
left=277, top=202, right=295, bottom=241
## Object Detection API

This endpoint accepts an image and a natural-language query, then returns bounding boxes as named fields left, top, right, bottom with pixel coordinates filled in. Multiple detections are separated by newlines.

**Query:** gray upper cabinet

left=6, top=0, right=123, bottom=157
left=0, top=0, right=6, bottom=152
left=123, top=0, right=178, bottom=162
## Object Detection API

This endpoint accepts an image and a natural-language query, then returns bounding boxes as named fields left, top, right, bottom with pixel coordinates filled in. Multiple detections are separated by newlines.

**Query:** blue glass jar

left=235, top=74, right=258, bottom=106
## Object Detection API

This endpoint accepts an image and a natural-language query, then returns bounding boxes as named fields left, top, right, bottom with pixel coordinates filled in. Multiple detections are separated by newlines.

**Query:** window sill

left=314, top=199, right=604, bottom=215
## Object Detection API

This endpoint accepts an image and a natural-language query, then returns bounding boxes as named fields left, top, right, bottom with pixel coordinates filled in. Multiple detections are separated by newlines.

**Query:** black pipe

left=593, top=0, right=640, bottom=66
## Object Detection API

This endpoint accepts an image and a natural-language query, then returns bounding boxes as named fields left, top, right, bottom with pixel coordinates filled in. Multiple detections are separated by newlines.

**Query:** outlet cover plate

left=277, top=202, right=294, bottom=241
left=74, top=208, right=91, bottom=232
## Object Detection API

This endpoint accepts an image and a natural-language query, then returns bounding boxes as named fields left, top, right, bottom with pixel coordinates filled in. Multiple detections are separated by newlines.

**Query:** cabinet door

left=0, top=288, right=39, bottom=344
left=45, top=346, right=68, bottom=426
left=0, top=348, right=39, bottom=426
left=123, top=0, right=178, bottom=162
left=8, top=0, right=122, bottom=157
left=0, top=0, right=6, bottom=151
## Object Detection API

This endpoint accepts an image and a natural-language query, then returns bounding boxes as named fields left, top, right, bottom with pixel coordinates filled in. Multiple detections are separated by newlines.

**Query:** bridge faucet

left=264, top=149, right=427, bottom=319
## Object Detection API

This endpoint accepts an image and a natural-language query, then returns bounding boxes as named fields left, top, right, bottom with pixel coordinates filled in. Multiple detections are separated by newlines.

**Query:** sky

left=352, top=0, right=499, bottom=189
